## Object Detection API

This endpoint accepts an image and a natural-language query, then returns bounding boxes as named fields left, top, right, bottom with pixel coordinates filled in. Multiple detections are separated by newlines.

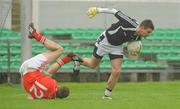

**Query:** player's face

left=138, top=27, right=153, bottom=37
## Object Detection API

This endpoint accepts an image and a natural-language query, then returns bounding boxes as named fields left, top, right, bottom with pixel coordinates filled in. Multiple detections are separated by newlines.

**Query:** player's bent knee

left=111, top=69, right=121, bottom=77
left=57, top=47, right=64, bottom=54
left=52, top=48, right=64, bottom=58
left=59, top=46, right=64, bottom=53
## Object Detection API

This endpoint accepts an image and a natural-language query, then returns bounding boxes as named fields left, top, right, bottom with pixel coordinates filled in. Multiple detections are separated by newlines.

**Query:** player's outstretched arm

left=87, top=7, right=118, bottom=18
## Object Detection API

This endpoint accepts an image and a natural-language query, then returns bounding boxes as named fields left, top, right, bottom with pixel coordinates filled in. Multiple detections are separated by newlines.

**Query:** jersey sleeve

left=114, top=11, right=138, bottom=28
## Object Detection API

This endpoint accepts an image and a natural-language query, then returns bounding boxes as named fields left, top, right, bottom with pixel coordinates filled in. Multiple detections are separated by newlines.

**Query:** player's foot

left=72, top=54, right=83, bottom=74
left=28, top=23, right=36, bottom=39
left=28, top=23, right=46, bottom=43
left=102, top=95, right=112, bottom=100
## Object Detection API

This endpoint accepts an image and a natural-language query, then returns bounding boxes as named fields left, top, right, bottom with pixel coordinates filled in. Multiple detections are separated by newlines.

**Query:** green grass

left=1, top=81, right=180, bottom=109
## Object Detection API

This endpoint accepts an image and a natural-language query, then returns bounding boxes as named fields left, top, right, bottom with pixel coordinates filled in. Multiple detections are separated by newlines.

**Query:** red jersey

left=22, top=70, right=58, bottom=99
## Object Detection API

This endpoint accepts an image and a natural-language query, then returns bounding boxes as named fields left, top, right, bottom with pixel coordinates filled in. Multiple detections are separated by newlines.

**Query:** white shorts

left=19, top=54, right=48, bottom=75
left=94, top=32, right=124, bottom=58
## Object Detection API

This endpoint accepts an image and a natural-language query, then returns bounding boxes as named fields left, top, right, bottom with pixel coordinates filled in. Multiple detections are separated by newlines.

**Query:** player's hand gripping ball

left=87, top=7, right=98, bottom=18
left=127, top=41, right=142, bottom=57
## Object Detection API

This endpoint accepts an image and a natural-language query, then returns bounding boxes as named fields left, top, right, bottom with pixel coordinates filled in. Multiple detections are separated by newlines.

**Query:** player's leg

left=81, top=57, right=101, bottom=68
left=102, top=42, right=123, bottom=99
left=72, top=46, right=102, bottom=74
left=81, top=44, right=106, bottom=67
left=29, top=23, right=64, bottom=63
left=29, top=23, right=63, bottom=51
left=44, top=52, right=74, bottom=76
left=103, top=55, right=123, bottom=99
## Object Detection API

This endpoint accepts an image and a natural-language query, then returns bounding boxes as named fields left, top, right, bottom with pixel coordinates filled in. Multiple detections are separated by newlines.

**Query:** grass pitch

left=0, top=81, right=180, bottom=109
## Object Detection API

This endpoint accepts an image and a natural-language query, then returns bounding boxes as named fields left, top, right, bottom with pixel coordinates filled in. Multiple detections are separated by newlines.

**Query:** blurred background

left=0, top=0, right=180, bottom=83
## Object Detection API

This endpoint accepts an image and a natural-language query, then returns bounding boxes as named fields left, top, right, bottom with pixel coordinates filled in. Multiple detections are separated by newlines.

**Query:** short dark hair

left=56, top=86, right=70, bottom=99
left=140, top=19, right=154, bottom=30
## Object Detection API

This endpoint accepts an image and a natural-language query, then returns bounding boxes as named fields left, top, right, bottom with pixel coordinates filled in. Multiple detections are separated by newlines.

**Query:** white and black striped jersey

left=105, top=11, right=141, bottom=46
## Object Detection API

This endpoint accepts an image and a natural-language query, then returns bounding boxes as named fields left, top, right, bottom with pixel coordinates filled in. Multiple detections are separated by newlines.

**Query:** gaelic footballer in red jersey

left=19, top=23, right=74, bottom=99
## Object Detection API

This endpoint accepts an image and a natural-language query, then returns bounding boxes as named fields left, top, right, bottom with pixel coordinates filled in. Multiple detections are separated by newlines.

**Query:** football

left=127, top=41, right=142, bottom=57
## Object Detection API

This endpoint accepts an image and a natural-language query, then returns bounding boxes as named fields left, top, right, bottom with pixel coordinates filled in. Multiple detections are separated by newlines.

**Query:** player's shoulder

left=40, top=77, right=57, bottom=89
left=45, top=78, right=57, bottom=96
left=46, top=77, right=57, bottom=85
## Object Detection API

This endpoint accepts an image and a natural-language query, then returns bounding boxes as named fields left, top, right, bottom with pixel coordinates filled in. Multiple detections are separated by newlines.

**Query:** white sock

left=104, top=88, right=112, bottom=97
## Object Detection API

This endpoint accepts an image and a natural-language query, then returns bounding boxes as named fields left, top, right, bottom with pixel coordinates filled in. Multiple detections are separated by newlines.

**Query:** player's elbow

left=112, top=8, right=118, bottom=13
